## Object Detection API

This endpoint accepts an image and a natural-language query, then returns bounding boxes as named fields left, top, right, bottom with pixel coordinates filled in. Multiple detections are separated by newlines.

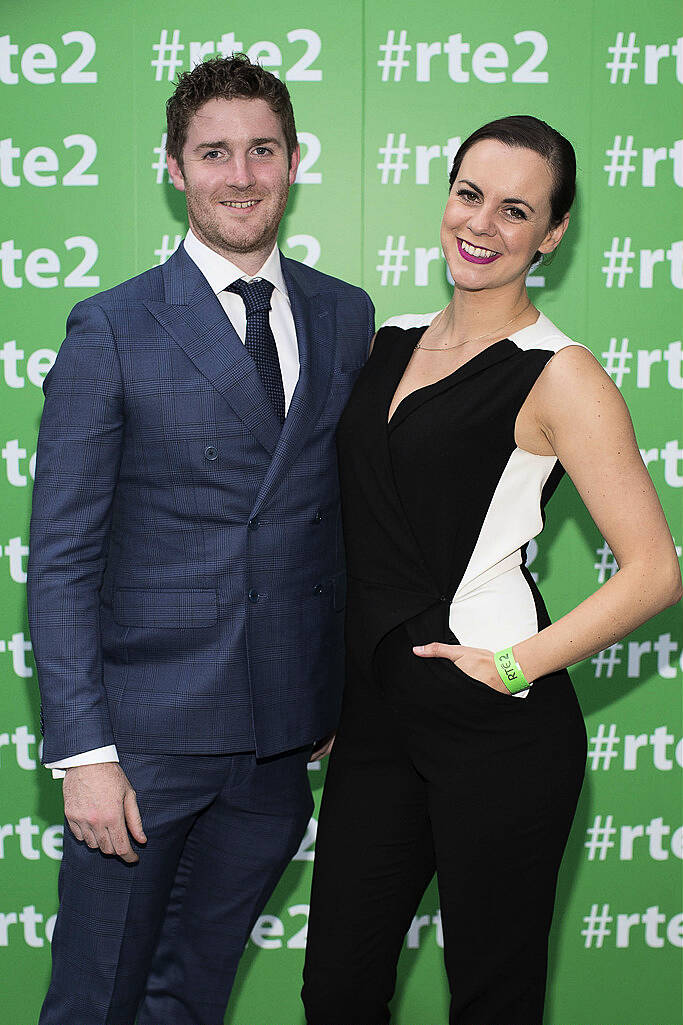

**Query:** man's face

left=167, top=97, right=299, bottom=272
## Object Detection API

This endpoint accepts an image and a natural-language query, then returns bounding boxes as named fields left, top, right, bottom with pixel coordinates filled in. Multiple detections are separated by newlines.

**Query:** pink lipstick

left=457, top=237, right=501, bottom=265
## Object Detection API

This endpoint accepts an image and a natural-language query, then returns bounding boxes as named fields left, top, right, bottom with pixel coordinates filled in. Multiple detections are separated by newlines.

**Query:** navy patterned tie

left=226, top=278, right=286, bottom=423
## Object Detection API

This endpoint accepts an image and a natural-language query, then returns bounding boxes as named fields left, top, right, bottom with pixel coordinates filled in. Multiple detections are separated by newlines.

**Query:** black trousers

left=303, top=623, right=586, bottom=1025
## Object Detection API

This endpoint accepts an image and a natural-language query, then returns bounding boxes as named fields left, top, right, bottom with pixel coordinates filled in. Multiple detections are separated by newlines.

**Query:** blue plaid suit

left=27, top=245, right=374, bottom=1024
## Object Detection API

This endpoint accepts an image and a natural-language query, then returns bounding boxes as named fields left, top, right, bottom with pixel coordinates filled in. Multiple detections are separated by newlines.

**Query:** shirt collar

left=183, top=228, right=288, bottom=302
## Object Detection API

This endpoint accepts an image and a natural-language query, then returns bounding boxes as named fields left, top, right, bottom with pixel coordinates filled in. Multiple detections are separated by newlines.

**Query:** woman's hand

left=413, top=643, right=511, bottom=695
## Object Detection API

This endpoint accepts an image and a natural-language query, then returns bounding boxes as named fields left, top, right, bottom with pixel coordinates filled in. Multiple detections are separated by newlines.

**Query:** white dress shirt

left=46, top=230, right=300, bottom=777
left=185, top=228, right=299, bottom=410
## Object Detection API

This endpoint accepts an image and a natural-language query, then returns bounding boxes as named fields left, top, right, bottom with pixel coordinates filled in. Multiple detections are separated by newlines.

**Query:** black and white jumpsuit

left=302, top=313, right=588, bottom=1025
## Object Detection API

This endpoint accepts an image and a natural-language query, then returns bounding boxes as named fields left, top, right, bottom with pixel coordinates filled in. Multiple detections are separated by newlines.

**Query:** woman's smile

left=456, top=237, right=501, bottom=264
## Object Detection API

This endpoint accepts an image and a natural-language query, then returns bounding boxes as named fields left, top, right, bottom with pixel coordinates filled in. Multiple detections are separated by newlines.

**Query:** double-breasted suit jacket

left=27, top=245, right=374, bottom=763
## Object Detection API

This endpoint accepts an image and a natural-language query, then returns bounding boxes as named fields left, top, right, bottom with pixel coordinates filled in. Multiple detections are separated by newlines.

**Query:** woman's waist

left=346, top=578, right=447, bottom=651
left=347, top=574, right=441, bottom=602
left=348, top=549, right=532, bottom=607
left=448, top=558, right=546, bottom=652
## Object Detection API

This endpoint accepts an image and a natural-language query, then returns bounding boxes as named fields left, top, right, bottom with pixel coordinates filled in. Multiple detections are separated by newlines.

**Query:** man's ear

left=288, top=145, right=301, bottom=186
left=538, top=212, right=570, bottom=256
left=167, top=153, right=186, bottom=193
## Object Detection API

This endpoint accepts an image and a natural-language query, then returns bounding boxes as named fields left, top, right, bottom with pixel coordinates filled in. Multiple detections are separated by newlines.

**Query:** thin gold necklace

left=414, top=301, right=533, bottom=352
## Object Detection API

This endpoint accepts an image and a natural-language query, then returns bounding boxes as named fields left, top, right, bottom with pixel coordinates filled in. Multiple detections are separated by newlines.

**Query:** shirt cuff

left=45, top=745, right=120, bottom=779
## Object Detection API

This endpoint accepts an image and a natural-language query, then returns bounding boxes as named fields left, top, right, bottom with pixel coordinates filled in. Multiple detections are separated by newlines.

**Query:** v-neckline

left=387, top=328, right=511, bottom=427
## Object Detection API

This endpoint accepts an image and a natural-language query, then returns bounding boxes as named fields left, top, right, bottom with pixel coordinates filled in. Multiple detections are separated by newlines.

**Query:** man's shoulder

left=74, top=262, right=166, bottom=314
left=282, top=256, right=371, bottom=304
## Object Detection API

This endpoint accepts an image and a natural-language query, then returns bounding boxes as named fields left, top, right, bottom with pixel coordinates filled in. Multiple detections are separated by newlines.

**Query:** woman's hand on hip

left=413, top=642, right=510, bottom=694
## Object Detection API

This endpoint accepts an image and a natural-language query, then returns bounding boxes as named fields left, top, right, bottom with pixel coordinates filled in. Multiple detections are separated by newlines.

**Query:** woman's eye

left=506, top=206, right=527, bottom=220
left=457, top=189, right=478, bottom=202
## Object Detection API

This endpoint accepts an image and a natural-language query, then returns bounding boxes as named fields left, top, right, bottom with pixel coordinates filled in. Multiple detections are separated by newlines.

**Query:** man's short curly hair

left=166, top=54, right=297, bottom=168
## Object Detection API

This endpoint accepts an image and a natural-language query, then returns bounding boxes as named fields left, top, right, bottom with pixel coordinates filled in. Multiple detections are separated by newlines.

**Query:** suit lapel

left=143, top=247, right=338, bottom=501
left=143, top=247, right=282, bottom=455
left=251, top=257, right=336, bottom=513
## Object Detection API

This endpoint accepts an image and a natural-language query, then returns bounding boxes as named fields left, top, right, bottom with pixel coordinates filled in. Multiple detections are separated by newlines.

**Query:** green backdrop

left=1, top=1, right=681, bottom=1022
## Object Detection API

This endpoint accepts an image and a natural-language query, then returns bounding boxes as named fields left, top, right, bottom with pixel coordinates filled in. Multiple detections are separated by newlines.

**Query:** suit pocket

left=113, top=588, right=218, bottom=628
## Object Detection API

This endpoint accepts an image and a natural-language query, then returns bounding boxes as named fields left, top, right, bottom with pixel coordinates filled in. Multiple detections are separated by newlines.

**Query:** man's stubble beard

left=185, top=179, right=291, bottom=258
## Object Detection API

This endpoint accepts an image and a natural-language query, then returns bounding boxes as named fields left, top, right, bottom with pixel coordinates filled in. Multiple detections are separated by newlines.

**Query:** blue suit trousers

left=39, top=747, right=313, bottom=1025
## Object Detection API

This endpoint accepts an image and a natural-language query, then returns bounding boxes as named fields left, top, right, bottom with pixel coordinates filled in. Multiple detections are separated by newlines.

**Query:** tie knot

left=226, top=277, right=275, bottom=315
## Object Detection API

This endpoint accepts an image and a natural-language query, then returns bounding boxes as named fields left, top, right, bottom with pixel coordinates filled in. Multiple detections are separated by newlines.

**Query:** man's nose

left=225, top=154, right=256, bottom=189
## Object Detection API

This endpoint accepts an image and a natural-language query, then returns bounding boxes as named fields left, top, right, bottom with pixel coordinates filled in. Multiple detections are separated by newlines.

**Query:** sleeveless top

left=337, top=311, right=585, bottom=696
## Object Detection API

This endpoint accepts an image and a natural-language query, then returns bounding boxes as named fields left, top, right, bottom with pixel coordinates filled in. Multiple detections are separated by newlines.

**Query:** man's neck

left=189, top=228, right=275, bottom=277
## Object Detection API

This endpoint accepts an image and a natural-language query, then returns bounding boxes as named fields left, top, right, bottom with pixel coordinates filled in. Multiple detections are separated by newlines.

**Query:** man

left=27, top=54, right=373, bottom=1025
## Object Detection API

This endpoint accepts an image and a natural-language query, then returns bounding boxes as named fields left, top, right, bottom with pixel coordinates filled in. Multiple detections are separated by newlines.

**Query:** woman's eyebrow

left=458, top=178, right=536, bottom=212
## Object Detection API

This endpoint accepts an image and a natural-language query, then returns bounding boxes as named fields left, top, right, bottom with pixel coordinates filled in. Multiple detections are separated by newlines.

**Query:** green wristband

left=493, top=648, right=529, bottom=694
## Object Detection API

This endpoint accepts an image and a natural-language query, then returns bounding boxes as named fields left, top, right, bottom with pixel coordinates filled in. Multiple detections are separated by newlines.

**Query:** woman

left=301, top=116, right=681, bottom=1024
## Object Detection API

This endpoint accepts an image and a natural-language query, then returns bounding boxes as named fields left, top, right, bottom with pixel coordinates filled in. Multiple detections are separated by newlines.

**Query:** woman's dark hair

left=449, top=115, right=576, bottom=261
left=166, top=54, right=297, bottom=168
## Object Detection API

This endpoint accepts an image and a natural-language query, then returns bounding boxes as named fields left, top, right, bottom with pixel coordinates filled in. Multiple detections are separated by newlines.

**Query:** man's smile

left=220, top=199, right=261, bottom=208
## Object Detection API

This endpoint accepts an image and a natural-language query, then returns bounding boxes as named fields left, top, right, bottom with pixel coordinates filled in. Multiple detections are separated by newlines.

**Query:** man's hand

left=62, top=762, right=147, bottom=863
left=311, top=734, right=335, bottom=761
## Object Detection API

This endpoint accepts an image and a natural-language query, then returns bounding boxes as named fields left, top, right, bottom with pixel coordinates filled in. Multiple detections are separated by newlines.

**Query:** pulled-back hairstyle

left=449, top=115, right=576, bottom=262
left=166, top=54, right=297, bottom=168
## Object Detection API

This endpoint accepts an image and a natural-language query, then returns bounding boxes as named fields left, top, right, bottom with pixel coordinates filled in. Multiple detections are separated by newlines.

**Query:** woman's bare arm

left=415, top=345, right=681, bottom=688
left=514, top=345, right=681, bottom=681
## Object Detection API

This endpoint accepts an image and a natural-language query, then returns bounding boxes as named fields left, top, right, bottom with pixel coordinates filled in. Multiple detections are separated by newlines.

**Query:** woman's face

left=440, top=139, right=569, bottom=293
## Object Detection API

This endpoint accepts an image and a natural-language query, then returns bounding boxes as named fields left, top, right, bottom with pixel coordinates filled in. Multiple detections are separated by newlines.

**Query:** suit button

left=248, top=589, right=259, bottom=603
left=248, top=516, right=260, bottom=530
left=439, top=594, right=449, bottom=603
left=204, top=445, right=218, bottom=461
left=313, top=584, right=324, bottom=595
left=312, top=511, right=323, bottom=524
